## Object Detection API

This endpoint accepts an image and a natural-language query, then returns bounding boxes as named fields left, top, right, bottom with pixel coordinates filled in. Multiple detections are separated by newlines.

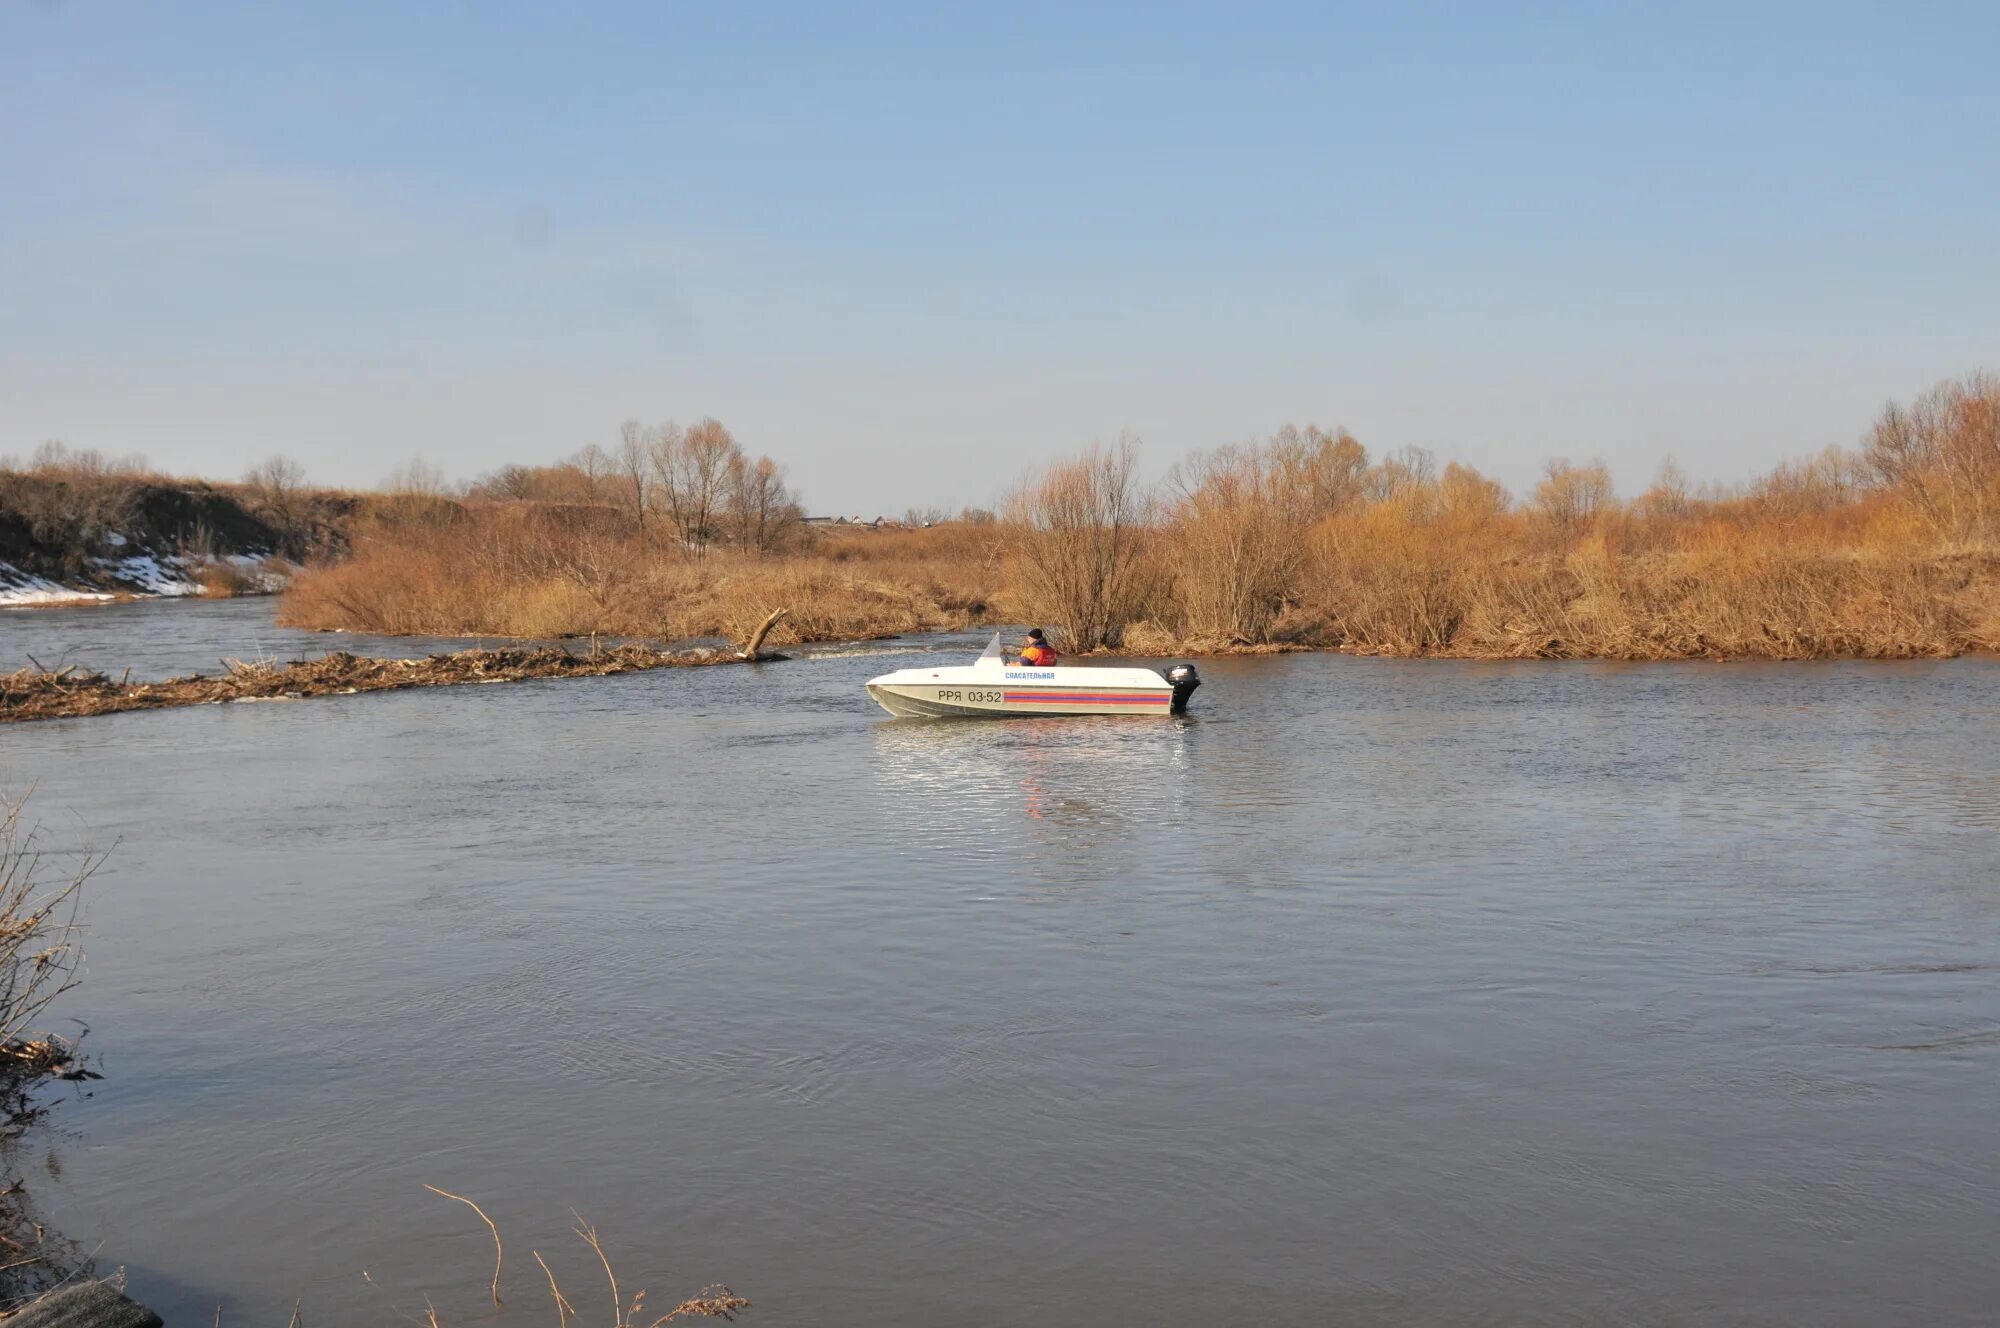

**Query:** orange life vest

left=1019, top=642, right=1057, bottom=666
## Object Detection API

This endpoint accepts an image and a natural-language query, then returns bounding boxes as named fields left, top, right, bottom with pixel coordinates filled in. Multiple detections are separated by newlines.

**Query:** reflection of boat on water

left=866, top=634, right=1200, bottom=719
left=870, top=704, right=1194, bottom=843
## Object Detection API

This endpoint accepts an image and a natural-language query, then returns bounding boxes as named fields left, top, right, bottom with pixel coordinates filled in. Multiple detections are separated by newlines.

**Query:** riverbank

left=281, top=532, right=2000, bottom=664
left=0, top=448, right=350, bottom=608
left=0, top=554, right=286, bottom=608
left=267, top=380, right=2000, bottom=664
left=0, top=642, right=759, bottom=724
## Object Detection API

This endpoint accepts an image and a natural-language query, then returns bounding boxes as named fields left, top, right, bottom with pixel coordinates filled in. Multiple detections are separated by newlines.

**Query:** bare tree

left=1271, top=424, right=1370, bottom=520
left=728, top=453, right=801, bottom=552
left=243, top=455, right=311, bottom=557
left=532, top=508, right=637, bottom=617
left=1438, top=461, right=1509, bottom=520
left=1008, top=436, right=1153, bottom=650
left=469, top=464, right=541, bottom=502
left=245, top=455, right=306, bottom=503
left=653, top=418, right=740, bottom=556
left=30, top=440, right=149, bottom=478
left=1164, top=439, right=1312, bottom=643
left=1864, top=371, right=2000, bottom=543
left=1750, top=444, right=1869, bottom=519
left=1533, top=457, right=1614, bottom=544
left=1364, top=445, right=1438, bottom=502
left=382, top=458, right=451, bottom=496
left=1636, top=456, right=1693, bottom=523
left=614, top=420, right=654, bottom=533
left=571, top=443, right=615, bottom=505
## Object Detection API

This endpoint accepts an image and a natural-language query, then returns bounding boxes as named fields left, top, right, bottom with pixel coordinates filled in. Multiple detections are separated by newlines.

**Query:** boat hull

left=866, top=679, right=1174, bottom=718
left=863, top=636, right=1195, bottom=719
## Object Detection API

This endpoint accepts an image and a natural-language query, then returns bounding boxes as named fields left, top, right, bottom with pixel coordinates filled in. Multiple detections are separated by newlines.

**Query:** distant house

left=801, top=515, right=903, bottom=528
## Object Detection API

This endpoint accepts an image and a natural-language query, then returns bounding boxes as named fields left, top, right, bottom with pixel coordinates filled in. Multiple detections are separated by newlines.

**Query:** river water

left=3, top=599, right=1997, bottom=1325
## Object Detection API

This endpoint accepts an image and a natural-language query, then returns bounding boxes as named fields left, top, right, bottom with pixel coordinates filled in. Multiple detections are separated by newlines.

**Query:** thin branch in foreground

left=359, top=1268, right=430, bottom=1328
left=424, top=1184, right=504, bottom=1306
left=573, top=1216, right=620, bottom=1328
left=533, top=1250, right=577, bottom=1328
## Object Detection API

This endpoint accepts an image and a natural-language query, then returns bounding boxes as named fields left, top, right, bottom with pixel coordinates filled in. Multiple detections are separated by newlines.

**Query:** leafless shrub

left=1162, top=437, right=1316, bottom=643
left=1271, top=424, right=1370, bottom=518
left=1007, top=437, right=1153, bottom=651
left=382, top=459, right=453, bottom=498
left=1533, top=457, right=1614, bottom=545
left=0, top=791, right=101, bottom=1084
left=1864, top=370, right=2000, bottom=544
left=615, top=420, right=657, bottom=534
left=726, top=454, right=802, bottom=554
left=1749, top=444, right=1871, bottom=520
left=0, top=445, right=148, bottom=577
left=1363, top=444, right=1437, bottom=502
left=654, top=419, right=739, bottom=558
left=245, top=456, right=307, bottom=511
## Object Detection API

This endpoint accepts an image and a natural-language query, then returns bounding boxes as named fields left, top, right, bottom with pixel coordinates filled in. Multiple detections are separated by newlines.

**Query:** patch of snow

left=222, top=551, right=291, bottom=592
left=100, top=553, right=201, bottom=596
left=3, top=546, right=291, bottom=608
left=102, top=530, right=129, bottom=548
left=0, top=560, right=115, bottom=608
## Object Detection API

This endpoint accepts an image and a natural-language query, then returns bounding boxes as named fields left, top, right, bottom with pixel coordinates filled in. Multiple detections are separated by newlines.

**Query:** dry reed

left=279, top=506, right=999, bottom=644
left=399, top=1188, right=747, bottom=1327
left=0, top=793, right=103, bottom=1309
left=423, top=1186, right=502, bottom=1306
left=0, top=794, right=100, bottom=1080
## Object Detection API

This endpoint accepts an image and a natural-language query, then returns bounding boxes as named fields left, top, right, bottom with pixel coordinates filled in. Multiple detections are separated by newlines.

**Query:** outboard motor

left=1164, top=663, right=1201, bottom=714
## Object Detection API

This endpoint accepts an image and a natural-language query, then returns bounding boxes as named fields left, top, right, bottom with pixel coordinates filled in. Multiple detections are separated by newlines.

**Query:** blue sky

left=3, top=2, right=1996, bottom=514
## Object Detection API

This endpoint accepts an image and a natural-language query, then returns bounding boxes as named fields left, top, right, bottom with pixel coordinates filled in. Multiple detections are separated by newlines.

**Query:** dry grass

left=194, top=559, right=264, bottom=598
left=1270, top=498, right=1999, bottom=660
left=280, top=503, right=1002, bottom=644
left=380, top=1189, right=747, bottom=1328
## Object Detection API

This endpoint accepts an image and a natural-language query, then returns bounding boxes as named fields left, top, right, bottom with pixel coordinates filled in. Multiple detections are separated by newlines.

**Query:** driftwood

left=739, top=607, right=790, bottom=661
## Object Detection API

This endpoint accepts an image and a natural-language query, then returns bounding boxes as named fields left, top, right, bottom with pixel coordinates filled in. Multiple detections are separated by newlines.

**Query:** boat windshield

left=976, top=633, right=1005, bottom=664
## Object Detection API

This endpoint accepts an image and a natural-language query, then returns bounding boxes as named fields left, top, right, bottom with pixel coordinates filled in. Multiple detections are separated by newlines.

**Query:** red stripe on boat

left=1001, top=693, right=1168, bottom=704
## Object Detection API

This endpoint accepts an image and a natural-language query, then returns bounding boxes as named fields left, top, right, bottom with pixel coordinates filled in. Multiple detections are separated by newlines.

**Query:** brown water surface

left=2, top=600, right=1996, bottom=1325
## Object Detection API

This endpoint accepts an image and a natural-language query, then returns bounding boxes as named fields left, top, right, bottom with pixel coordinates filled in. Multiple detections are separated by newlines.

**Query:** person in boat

left=1016, top=628, right=1058, bottom=666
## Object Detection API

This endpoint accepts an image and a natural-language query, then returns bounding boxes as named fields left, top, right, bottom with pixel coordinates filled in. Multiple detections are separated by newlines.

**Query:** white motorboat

left=866, top=634, right=1200, bottom=719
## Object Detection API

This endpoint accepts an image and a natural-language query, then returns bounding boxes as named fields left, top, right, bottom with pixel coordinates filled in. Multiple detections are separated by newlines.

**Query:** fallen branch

left=738, top=607, right=789, bottom=661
